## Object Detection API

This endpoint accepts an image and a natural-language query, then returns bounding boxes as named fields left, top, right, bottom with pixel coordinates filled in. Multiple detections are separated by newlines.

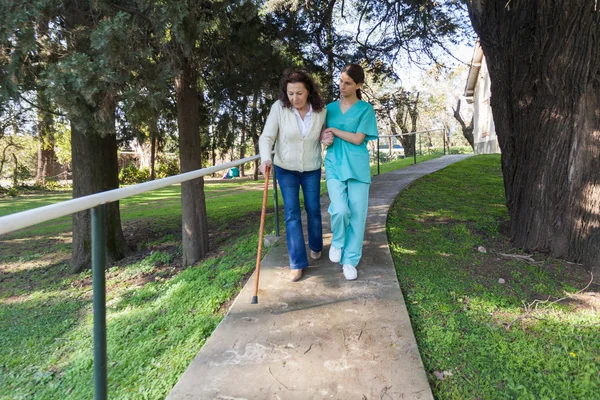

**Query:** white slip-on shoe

left=342, top=264, right=357, bottom=280
left=329, top=246, right=342, bottom=263
left=310, top=250, right=322, bottom=260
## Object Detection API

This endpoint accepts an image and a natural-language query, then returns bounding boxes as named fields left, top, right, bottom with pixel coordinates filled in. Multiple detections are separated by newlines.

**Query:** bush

left=156, top=159, right=179, bottom=179
left=32, top=179, right=66, bottom=191
left=448, top=146, right=475, bottom=155
left=6, top=187, right=19, bottom=197
left=371, top=151, right=407, bottom=164
left=43, top=180, right=62, bottom=191
left=12, top=164, right=33, bottom=186
left=119, top=165, right=150, bottom=185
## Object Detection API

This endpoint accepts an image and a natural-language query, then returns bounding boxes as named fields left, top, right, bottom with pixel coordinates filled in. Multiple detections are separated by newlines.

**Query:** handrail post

left=443, top=129, right=446, bottom=155
left=376, top=137, right=380, bottom=176
left=92, top=205, right=107, bottom=400
left=413, top=133, right=417, bottom=165
left=272, top=168, right=280, bottom=237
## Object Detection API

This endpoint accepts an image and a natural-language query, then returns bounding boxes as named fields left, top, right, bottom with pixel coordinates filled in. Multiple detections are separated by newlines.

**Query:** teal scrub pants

left=326, top=178, right=370, bottom=267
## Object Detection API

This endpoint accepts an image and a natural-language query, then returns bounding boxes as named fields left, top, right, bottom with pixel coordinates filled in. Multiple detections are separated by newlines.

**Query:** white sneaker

left=329, top=246, right=342, bottom=263
left=342, top=264, right=357, bottom=280
left=310, top=250, right=322, bottom=260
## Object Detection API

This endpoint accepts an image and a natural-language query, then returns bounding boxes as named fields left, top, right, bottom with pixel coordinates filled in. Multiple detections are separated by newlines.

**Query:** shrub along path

left=167, top=155, right=473, bottom=400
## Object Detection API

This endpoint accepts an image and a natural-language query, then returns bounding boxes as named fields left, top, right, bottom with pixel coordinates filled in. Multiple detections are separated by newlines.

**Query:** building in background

left=464, top=41, right=500, bottom=154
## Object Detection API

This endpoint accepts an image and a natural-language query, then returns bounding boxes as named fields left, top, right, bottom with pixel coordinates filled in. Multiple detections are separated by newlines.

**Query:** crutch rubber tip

left=251, top=296, right=258, bottom=304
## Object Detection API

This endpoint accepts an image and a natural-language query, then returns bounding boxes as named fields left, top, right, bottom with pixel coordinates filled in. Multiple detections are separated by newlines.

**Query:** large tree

left=155, top=0, right=273, bottom=265
left=1, top=1, right=134, bottom=271
left=57, top=3, right=129, bottom=271
left=467, top=1, right=600, bottom=272
left=163, top=0, right=236, bottom=265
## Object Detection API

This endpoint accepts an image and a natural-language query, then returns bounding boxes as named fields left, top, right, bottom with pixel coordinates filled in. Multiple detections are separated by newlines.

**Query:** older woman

left=259, top=70, right=327, bottom=282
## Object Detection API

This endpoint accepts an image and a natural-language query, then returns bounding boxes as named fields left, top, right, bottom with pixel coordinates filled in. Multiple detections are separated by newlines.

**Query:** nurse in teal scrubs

left=320, top=64, right=378, bottom=280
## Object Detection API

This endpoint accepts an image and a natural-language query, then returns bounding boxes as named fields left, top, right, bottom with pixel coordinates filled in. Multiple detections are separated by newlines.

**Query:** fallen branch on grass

left=496, top=252, right=540, bottom=264
left=505, top=272, right=595, bottom=330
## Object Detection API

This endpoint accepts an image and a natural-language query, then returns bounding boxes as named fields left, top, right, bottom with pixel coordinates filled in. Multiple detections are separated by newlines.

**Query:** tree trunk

left=150, top=119, right=157, bottom=181
left=175, top=60, right=209, bottom=266
left=35, top=19, right=55, bottom=185
left=211, top=139, right=216, bottom=169
left=407, top=99, right=419, bottom=156
left=210, top=111, right=216, bottom=175
left=396, top=108, right=414, bottom=156
left=467, top=0, right=600, bottom=273
left=453, top=99, right=474, bottom=150
left=12, top=153, right=18, bottom=187
left=71, top=122, right=127, bottom=272
left=249, top=92, right=260, bottom=181
left=35, top=91, right=56, bottom=185
left=386, top=109, right=398, bottom=136
left=36, top=138, right=55, bottom=184
left=240, top=99, right=247, bottom=177
left=0, top=139, right=16, bottom=179
left=315, top=0, right=337, bottom=102
left=325, top=18, right=335, bottom=102
left=409, top=93, right=419, bottom=134
left=396, top=93, right=419, bottom=156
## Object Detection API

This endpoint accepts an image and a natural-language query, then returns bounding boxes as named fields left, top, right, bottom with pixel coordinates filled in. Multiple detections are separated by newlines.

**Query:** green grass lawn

left=388, top=154, right=599, bottom=399
left=2, top=154, right=596, bottom=399
left=0, top=177, right=281, bottom=399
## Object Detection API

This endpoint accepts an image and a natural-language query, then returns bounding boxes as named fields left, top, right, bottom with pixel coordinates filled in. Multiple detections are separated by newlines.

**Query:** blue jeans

left=275, top=166, right=323, bottom=270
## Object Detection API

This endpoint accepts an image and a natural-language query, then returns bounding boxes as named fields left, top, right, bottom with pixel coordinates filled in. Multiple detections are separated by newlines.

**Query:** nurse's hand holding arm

left=323, top=127, right=366, bottom=146
left=320, top=130, right=334, bottom=146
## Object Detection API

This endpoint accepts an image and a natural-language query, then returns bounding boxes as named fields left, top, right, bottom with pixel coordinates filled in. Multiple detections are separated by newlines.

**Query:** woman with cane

left=320, top=64, right=378, bottom=281
left=258, top=70, right=327, bottom=282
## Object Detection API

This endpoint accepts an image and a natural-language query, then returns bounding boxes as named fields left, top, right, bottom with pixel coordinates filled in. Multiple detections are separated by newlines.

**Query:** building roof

left=464, top=40, right=484, bottom=103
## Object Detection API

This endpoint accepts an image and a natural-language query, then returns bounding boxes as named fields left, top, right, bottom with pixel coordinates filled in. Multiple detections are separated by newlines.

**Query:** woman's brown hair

left=341, top=64, right=365, bottom=100
left=279, top=70, right=325, bottom=112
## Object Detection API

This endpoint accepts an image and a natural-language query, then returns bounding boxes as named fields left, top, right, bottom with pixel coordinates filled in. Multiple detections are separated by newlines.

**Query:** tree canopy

left=1, top=0, right=480, bottom=270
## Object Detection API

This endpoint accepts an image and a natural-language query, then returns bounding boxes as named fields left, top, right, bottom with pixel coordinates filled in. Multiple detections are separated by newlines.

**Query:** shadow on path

left=167, top=155, right=472, bottom=400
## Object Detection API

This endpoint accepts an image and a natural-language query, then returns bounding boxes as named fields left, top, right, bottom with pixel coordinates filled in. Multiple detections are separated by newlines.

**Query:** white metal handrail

left=1, top=152, right=270, bottom=400
left=0, top=154, right=261, bottom=236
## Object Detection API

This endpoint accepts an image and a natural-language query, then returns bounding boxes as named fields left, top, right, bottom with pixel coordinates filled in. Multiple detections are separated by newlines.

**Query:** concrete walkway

left=168, top=155, right=472, bottom=400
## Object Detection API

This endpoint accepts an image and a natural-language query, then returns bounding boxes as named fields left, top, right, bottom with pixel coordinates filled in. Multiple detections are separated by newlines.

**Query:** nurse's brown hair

left=341, top=64, right=365, bottom=100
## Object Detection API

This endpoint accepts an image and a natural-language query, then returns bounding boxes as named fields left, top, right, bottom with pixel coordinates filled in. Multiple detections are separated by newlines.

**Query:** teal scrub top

left=324, top=100, right=379, bottom=183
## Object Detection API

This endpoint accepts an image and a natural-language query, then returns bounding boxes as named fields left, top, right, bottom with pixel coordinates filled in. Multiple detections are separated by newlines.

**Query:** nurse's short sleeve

left=357, top=104, right=378, bottom=141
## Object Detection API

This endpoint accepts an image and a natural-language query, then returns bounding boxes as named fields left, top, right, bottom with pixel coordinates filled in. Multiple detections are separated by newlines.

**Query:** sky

left=400, top=42, right=475, bottom=93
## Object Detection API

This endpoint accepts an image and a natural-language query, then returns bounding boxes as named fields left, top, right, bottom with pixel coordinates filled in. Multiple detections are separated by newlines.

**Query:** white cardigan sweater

left=259, top=100, right=326, bottom=172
